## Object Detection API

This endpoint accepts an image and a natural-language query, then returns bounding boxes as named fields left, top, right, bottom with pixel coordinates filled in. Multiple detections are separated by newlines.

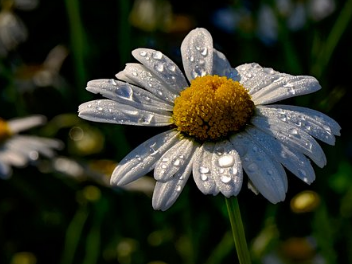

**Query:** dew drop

left=97, top=107, right=103, bottom=111
left=201, top=47, right=208, bottom=56
left=189, top=56, right=194, bottom=62
left=132, top=71, right=138, bottom=77
left=305, top=142, right=313, bottom=150
left=199, top=166, right=210, bottom=174
left=109, top=79, right=117, bottom=85
left=155, top=62, right=164, bottom=72
left=289, top=128, right=298, bottom=135
left=230, top=167, right=238, bottom=175
left=322, top=125, right=332, bottom=134
left=116, top=86, right=133, bottom=100
left=218, top=155, right=235, bottom=167
left=173, top=158, right=182, bottom=167
left=168, top=64, right=176, bottom=72
left=220, top=175, right=232, bottom=183
left=135, top=155, right=142, bottom=161
left=191, top=67, right=206, bottom=78
left=138, top=114, right=154, bottom=124
left=176, top=185, right=182, bottom=192
left=87, top=104, right=92, bottom=108
left=247, top=163, right=258, bottom=172
left=139, top=50, right=147, bottom=57
left=279, top=114, right=287, bottom=121
left=162, top=157, right=169, bottom=162
left=152, top=51, right=163, bottom=60
left=215, top=146, right=224, bottom=156
left=201, top=174, right=208, bottom=181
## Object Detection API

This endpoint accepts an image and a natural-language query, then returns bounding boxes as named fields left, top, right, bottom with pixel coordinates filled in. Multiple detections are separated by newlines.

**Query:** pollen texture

left=172, top=75, right=254, bottom=141
left=0, top=118, right=12, bottom=143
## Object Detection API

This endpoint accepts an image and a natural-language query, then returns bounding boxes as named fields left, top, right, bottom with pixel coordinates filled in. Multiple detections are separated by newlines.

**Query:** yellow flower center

left=0, top=118, right=12, bottom=143
left=172, top=75, right=254, bottom=141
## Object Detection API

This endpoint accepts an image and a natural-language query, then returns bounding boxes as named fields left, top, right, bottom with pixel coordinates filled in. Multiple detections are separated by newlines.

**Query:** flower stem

left=225, top=196, right=251, bottom=264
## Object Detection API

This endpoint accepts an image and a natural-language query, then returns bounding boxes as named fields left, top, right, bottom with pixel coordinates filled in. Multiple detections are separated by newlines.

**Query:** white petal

left=211, top=140, right=243, bottom=197
left=115, top=63, right=177, bottom=103
left=110, top=130, right=180, bottom=185
left=250, top=115, right=327, bottom=167
left=181, top=28, right=214, bottom=81
left=230, top=133, right=287, bottom=203
left=0, top=147, right=28, bottom=167
left=212, top=49, right=234, bottom=77
left=86, top=79, right=173, bottom=113
left=246, top=127, right=315, bottom=184
left=132, top=48, right=189, bottom=94
left=260, top=104, right=341, bottom=138
left=192, top=142, right=219, bottom=195
left=234, top=63, right=321, bottom=104
left=8, top=115, right=46, bottom=134
left=7, top=136, right=62, bottom=158
left=152, top=153, right=195, bottom=211
left=78, top=99, right=172, bottom=126
left=154, top=137, right=198, bottom=182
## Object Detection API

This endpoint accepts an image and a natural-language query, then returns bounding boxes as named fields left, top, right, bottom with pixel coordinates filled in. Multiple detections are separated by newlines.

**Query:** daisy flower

left=78, top=28, right=340, bottom=211
left=0, top=115, right=63, bottom=179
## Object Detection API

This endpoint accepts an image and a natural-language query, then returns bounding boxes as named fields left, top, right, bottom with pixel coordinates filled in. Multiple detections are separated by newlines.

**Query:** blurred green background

left=1, top=0, right=351, bottom=263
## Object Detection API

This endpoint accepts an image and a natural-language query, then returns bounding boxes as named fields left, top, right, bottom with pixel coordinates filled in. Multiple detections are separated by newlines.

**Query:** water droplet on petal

left=201, top=47, right=208, bottom=56
left=173, top=159, right=182, bottom=167
left=230, top=167, right=238, bottom=175
left=279, top=114, right=287, bottom=121
left=168, top=64, right=176, bottom=72
left=220, top=175, right=232, bottom=183
left=176, top=185, right=182, bottom=192
left=97, top=107, right=103, bottom=111
left=155, top=62, right=164, bottom=72
left=189, top=56, right=194, bottom=62
left=322, top=125, right=332, bottom=135
left=201, top=174, right=208, bottom=181
left=138, top=114, right=154, bottom=124
left=199, top=166, right=210, bottom=174
left=152, top=51, right=163, bottom=60
left=109, top=79, right=117, bottom=85
left=116, top=86, right=133, bottom=100
left=218, top=155, right=235, bottom=168
left=215, top=147, right=224, bottom=156
left=140, top=50, right=147, bottom=57
left=289, top=128, right=298, bottom=135
left=247, top=163, right=258, bottom=173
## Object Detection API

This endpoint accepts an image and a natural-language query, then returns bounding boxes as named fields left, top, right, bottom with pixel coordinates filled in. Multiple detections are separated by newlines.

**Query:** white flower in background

left=78, top=28, right=340, bottom=211
left=0, top=0, right=39, bottom=56
left=0, top=10, right=27, bottom=56
left=0, top=115, right=63, bottom=179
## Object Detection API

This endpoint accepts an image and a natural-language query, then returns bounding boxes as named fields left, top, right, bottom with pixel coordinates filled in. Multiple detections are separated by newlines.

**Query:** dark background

left=1, top=0, right=351, bottom=263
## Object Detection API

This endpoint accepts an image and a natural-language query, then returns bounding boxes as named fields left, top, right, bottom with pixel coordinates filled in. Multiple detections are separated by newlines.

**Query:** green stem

left=64, top=0, right=88, bottom=99
left=225, top=196, right=251, bottom=264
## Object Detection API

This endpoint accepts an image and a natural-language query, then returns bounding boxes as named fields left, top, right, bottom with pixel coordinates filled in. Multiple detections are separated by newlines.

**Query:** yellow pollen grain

left=172, top=75, right=254, bottom=141
left=0, top=118, right=12, bottom=143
